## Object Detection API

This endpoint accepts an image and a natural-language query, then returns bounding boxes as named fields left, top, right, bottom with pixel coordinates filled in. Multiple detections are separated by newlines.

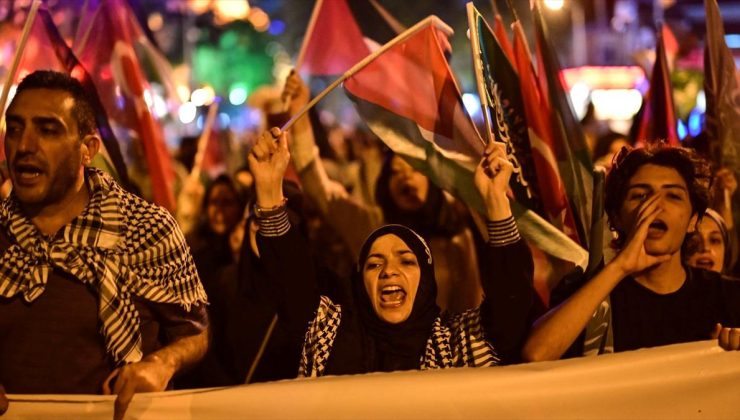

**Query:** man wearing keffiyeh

left=0, top=71, right=208, bottom=419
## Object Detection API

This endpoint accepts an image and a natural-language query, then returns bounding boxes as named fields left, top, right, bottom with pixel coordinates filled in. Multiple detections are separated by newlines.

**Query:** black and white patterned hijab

left=0, top=168, right=207, bottom=364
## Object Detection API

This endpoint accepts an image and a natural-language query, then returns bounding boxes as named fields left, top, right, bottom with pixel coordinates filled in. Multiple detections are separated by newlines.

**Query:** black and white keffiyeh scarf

left=0, top=168, right=207, bottom=364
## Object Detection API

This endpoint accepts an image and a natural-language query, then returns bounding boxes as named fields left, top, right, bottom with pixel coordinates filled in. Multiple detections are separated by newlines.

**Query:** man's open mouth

left=13, top=163, right=43, bottom=182
left=647, top=219, right=668, bottom=236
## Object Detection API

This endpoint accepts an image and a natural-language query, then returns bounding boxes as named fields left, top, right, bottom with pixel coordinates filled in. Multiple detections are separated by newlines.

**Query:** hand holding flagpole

left=279, top=16, right=453, bottom=133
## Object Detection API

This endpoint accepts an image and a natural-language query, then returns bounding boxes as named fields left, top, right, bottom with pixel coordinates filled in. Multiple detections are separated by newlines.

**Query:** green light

left=229, top=85, right=248, bottom=105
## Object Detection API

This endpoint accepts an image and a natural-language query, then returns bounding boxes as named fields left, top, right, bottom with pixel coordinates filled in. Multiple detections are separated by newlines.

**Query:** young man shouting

left=523, top=145, right=740, bottom=361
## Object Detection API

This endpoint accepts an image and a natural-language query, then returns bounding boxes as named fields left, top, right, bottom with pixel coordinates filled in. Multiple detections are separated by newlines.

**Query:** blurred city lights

left=568, top=81, right=591, bottom=120
left=179, top=101, right=197, bottom=124
left=188, top=0, right=212, bottom=15
left=268, top=19, right=286, bottom=36
left=544, top=0, right=564, bottom=11
left=591, top=89, right=643, bottom=120
left=677, top=119, right=688, bottom=140
left=724, top=34, right=740, bottom=49
left=191, top=86, right=216, bottom=106
left=214, top=0, right=250, bottom=24
left=153, top=95, right=168, bottom=119
left=218, top=112, right=231, bottom=127
left=229, top=85, right=248, bottom=105
left=248, top=7, right=270, bottom=32
left=688, top=110, right=702, bottom=137
left=147, top=12, right=163, bottom=32
left=695, top=90, right=706, bottom=113
left=177, top=85, right=191, bottom=103
left=462, top=93, right=481, bottom=117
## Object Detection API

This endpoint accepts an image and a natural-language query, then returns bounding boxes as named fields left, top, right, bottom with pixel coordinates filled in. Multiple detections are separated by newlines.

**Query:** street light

left=544, top=0, right=565, bottom=11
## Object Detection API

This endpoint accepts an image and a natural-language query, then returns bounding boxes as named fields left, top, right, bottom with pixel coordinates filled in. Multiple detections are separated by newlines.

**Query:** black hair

left=12, top=70, right=97, bottom=137
left=604, top=144, right=712, bottom=248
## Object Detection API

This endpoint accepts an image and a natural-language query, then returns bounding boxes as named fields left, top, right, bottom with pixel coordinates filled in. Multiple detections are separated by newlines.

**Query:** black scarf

left=325, top=225, right=440, bottom=374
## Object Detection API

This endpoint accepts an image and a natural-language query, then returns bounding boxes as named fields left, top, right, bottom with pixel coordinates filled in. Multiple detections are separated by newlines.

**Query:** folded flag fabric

left=344, top=14, right=588, bottom=271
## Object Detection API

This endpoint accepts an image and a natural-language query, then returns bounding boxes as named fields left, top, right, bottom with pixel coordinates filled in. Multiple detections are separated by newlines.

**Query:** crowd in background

left=108, top=70, right=738, bottom=389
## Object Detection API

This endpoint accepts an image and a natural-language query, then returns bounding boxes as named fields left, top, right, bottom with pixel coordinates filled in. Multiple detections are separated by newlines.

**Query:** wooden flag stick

left=295, top=0, right=324, bottom=71
left=284, top=0, right=325, bottom=113
left=73, top=0, right=91, bottom=47
left=0, top=0, right=42, bottom=117
left=189, top=100, right=220, bottom=181
left=504, top=0, right=520, bottom=22
left=490, top=0, right=500, bottom=16
left=244, top=314, right=278, bottom=384
left=72, top=1, right=102, bottom=57
left=280, top=15, right=453, bottom=133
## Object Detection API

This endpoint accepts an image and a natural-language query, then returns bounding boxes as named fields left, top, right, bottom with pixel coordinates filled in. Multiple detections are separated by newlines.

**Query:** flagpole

left=73, top=0, right=91, bottom=45
left=295, top=0, right=324, bottom=71
left=72, top=2, right=102, bottom=57
left=0, top=0, right=42, bottom=117
left=281, top=15, right=453, bottom=133
left=244, top=314, right=278, bottom=384
left=490, top=0, right=500, bottom=16
left=189, top=100, right=220, bottom=181
left=467, top=3, right=495, bottom=146
left=504, top=0, right=519, bottom=22
left=369, top=0, right=406, bottom=34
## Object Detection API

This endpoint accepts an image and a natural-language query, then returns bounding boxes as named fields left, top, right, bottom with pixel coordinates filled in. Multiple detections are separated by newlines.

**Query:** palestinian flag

left=344, top=13, right=588, bottom=272
left=298, top=0, right=404, bottom=75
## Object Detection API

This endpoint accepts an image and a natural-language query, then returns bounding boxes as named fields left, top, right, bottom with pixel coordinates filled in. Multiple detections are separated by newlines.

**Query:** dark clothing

left=222, top=246, right=304, bottom=384
left=0, top=169, right=208, bottom=394
left=0, top=247, right=207, bottom=394
left=255, top=216, right=534, bottom=377
left=611, top=267, right=740, bottom=352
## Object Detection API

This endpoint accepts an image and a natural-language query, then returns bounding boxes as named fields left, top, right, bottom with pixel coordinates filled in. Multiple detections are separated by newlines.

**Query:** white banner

left=5, top=340, right=740, bottom=419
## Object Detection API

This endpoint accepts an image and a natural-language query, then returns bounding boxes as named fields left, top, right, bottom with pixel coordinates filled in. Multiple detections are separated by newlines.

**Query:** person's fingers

left=269, top=127, right=282, bottom=139
left=276, top=131, right=288, bottom=152
left=729, top=328, right=740, bottom=351
left=0, top=384, right=8, bottom=415
left=250, top=143, right=267, bottom=161
left=102, top=368, right=120, bottom=395
left=710, top=323, right=722, bottom=340
left=634, top=193, right=662, bottom=224
left=496, top=156, right=514, bottom=176
left=113, top=380, right=136, bottom=420
left=719, top=327, right=731, bottom=351
left=632, top=204, right=663, bottom=242
left=112, top=368, right=129, bottom=395
left=492, top=141, right=507, bottom=156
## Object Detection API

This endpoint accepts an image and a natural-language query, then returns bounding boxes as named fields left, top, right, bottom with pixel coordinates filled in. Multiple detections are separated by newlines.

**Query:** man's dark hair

left=604, top=144, right=712, bottom=248
left=12, top=70, right=97, bottom=137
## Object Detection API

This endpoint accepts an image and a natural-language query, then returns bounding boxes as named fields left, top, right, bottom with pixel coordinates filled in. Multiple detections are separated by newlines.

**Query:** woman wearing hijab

left=246, top=128, right=534, bottom=375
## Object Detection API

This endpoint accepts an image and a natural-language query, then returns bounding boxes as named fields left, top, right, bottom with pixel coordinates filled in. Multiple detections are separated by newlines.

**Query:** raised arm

left=248, top=128, right=319, bottom=336
left=282, top=72, right=381, bottom=257
left=522, top=193, right=671, bottom=362
left=473, top=141, right=534, bottom=364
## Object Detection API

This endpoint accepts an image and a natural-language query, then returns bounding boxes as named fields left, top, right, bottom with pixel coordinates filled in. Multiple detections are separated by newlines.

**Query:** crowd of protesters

left=0, top=61, right=738, bottom=418
left=149, top=71, right=740, bottom=387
